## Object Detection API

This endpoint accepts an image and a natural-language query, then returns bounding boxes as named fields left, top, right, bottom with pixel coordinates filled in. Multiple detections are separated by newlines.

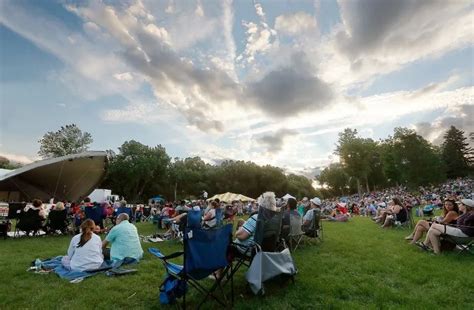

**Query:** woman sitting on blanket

left=61, top=219, right=104, bottom=271
left=405, top=199, right=459, bottom=243
left=417, top=199, right=474, bottom=254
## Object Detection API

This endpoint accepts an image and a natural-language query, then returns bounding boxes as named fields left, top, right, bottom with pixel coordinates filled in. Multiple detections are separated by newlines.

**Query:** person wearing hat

left=418, top=199, right=474, bottom=254
left=302, top=197, right=322, bottom=232
left=233, top=192, right=278, bottom=254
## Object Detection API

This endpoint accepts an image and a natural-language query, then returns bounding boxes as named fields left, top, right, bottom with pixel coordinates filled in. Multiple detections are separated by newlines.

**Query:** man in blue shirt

left=103, top=213, right=143, bottom=261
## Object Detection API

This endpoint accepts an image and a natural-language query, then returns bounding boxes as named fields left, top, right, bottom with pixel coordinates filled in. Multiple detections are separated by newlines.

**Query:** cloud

left=409, top=75, right=460, bottom=98
left=255, top=129, right=298, bottom=153
left=246, top=54, right=334, bottom=116
left=254, top=3, right=265, bottom=19
left=414, top=104, right=474, bottom=145
left=335, top=0, right=473, bottom=76
left=240, top=20, right=277, bottom=63
left=275, top=12, right=317, bottom=35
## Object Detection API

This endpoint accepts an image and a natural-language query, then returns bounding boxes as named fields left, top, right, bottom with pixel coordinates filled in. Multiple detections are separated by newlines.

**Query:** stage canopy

left=0, top=151, right=108, bottom=202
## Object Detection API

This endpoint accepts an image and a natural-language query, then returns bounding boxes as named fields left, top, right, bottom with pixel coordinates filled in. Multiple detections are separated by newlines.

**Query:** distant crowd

left=7, top=177, right=474, bottom=276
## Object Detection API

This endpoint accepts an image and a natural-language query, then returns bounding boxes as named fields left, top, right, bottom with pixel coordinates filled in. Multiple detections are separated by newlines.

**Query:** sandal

left=416, top=242, right=432, bottom=252
left=404, top=236, right=413, bottom=240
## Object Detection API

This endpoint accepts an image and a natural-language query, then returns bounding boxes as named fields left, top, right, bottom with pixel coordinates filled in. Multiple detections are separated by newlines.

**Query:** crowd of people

left=10, top=177, right=474, bottom=277
left=309, top=178, right=474, bottom=255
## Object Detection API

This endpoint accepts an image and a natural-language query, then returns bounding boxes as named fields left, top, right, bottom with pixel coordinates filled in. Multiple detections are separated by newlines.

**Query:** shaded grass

left=0, top=217, right=472, bottom=309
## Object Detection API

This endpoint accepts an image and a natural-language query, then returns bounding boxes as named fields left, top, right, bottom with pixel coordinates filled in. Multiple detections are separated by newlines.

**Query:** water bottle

left=34, top=259, right=42, bottom=270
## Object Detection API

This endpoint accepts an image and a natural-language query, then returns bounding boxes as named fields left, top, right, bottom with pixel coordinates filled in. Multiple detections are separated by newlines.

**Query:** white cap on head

left=310, top=197, right=321, bottom=206
left=458, top=199, right=474, bottom=208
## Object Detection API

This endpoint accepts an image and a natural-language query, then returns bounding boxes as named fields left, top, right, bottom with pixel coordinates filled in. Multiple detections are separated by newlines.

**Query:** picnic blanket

left=31, top=256, right=138, bottom=282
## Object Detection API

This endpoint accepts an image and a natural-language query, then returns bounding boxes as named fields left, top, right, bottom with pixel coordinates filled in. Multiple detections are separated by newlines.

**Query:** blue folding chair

left=149, top=223, right=234, bottom=309
left=116, top=206, right=132, bottom=217
left=187, top=210, right=202, bottom=229
left=84, top=205, right=105, bottom=228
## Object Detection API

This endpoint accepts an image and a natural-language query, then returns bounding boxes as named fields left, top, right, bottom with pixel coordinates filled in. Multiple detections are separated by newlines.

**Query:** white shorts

left=432, top=223, right=468, bottom=238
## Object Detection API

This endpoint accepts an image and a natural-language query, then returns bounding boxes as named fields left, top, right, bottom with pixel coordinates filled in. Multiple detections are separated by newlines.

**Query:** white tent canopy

left=282, top=193, right=295, bottom=200
left=207, top=192, right=255, bottom=203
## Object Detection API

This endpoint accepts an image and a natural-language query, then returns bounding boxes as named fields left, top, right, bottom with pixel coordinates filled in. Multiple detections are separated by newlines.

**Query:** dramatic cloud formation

left=414, top=104, right=474, bottom=145
left=246, top=54, right=333, bottom=116
left=334, top=0, right=473, bottom=82
left=0, top=0, right=472, bottom=174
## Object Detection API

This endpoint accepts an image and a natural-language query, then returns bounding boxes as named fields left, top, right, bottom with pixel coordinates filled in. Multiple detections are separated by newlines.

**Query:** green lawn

left=0, top=217, right=472, bottom=309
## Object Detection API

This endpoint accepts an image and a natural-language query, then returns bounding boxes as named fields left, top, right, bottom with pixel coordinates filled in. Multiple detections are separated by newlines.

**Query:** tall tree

left=104, top=140, right=171, bottom=202
left=317, top=163, right=350, bottom=196
left=390, top=127, right=445, bottom=186
left=441, top=126, right=471, bottom=178
left=335, top=129, right=375, bottom=195
left=169, top=157, right=211, bottom=200
left=38, top=124, right=93, bottom=158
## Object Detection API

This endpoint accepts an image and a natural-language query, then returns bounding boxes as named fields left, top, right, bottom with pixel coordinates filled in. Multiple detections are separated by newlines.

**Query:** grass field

left=0, top=216, right=473, bottom=309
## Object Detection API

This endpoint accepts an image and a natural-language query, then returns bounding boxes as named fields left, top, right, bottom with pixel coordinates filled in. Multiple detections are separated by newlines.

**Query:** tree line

left=100, top=140, right=318, bottom=202
left=4, top=124, right=471, bottom=203
left=30, top=124, right=318, bottom=202
left=317, top=126, right=473, bottom=197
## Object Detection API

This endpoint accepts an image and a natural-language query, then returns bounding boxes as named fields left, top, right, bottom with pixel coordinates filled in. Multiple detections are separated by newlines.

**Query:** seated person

left=302, top=197, right=322, bottom=234
left=102, top=213, right=143, bottom=261
left=281, top=198, right=300, bottom=239
left=159, top=204, right=173, bottom=229
left=61, top=219, right=103, bottom=271
left=46, top=202, right=69, bottom=234
left=405, top=199, right=459, bottom=243
left=233, top=192, right=277, bottom=254
left=366, top=203, right=377, bottom=217
left=418, top=199, right=474, bottom=255
left=327, top=209, right=350, bottom=222
left=336, top=203, right=349, bottom=215
left=203, top=201, right=220, bottom=228
left=382, top=198, right=407, bottom=228
left=224, top=203, right=237, bottom=222
left=17, top=199, right=46, bottom=235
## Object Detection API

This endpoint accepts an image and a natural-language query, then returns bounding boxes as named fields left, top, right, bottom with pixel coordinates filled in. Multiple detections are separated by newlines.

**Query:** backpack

left=159, top=275, right=187, bottom=304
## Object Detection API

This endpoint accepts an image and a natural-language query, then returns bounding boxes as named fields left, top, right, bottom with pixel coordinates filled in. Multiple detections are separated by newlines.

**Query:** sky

left=0, top=0, right=473, bottom=178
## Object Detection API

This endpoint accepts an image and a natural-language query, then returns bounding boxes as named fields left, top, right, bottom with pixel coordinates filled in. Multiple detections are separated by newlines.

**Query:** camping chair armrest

left=161, top=251, right=184, bottom=260
left=230, top=241, right=260, bottom=254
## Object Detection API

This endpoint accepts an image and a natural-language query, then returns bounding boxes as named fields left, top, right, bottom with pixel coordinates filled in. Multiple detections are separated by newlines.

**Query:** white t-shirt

left=67, top=233, right=104, bottom=271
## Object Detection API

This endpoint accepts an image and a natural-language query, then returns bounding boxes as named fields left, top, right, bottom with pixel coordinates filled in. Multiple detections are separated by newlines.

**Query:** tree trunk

left=174, top=182, right=178, bottom=201
left=357, top=178, right=361, bottom=197
left=365, top=176, right=370, bottom=193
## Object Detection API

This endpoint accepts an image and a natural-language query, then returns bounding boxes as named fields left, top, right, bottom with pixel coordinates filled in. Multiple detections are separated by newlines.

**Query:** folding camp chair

left=225, top=207, right=295, bottom=294
left=230, top=207, right=285, bottom=269
left=441, top=234, right=474, bottom=255
left=304, top=209, right=323, bottom=242
left=16, top=208, right=44, bottom=237
left=46, top=209, right=69, bottom=235
left=116, top=206, right=132, bottom=218
left=149, top=223, right=234, bottom=309
left=142, top=207, right=151, bottom=222
left=288, top=213, right=305, bottom=252
left=84, top=205, right=105, bottom=229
